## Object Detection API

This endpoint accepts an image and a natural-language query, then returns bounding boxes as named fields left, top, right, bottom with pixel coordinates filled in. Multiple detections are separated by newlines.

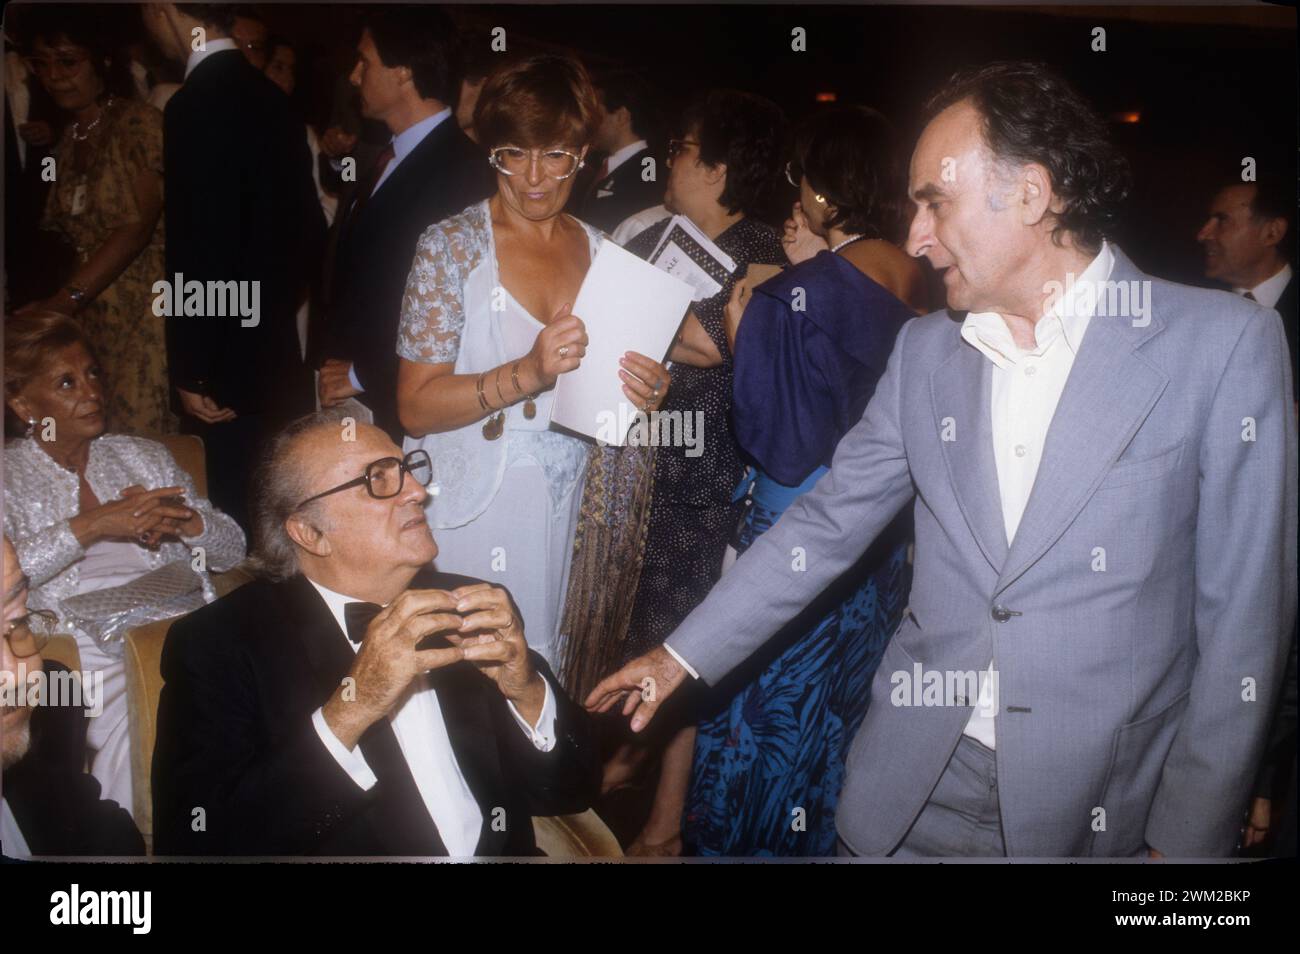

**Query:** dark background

left=269, top=1, right=1298, bottom=286
left=5, top=2, right=1298, bottom=287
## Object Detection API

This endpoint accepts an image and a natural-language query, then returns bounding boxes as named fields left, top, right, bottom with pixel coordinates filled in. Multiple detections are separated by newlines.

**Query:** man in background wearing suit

left=1199, top=173, right=1300, bottom=857
left=591, top=61, right=1297, bottom=858
left=572, top=70, right=662, bottom=234
left=143, top=3, right=326, bottom=531
left=2, top=537, right=143, bottom=858
left=152, top=411, right=599, bottom=855
left=316, top=7, right=494, bottom=443
left=1198, top=174, right=1298, bottom=404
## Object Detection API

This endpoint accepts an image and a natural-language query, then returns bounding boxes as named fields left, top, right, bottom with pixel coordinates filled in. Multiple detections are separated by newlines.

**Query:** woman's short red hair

left=474, top=53, right=601, bottom=151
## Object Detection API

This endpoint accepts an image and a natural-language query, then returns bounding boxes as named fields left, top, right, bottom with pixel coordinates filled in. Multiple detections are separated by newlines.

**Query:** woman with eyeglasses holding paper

left=396, top=55, right=671, bottom=669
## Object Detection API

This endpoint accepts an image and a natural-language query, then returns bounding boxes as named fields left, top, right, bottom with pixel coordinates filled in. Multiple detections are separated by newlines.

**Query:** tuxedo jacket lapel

left=427, top=664, right=506, bottom=854
left=283, top=575, right=447, bottom=855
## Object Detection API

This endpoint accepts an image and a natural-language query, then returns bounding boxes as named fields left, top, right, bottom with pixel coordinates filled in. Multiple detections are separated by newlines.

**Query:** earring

left=24, top=419, right=35, bottom=439
left=814, top=193, right=827, bottom=205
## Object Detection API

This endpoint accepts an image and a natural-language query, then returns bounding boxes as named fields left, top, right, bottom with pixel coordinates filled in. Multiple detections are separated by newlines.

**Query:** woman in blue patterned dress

left=685, top=107, right=927, bottom=856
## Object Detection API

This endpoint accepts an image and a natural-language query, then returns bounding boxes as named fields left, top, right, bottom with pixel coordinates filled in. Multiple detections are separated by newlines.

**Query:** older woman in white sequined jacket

left=3, top=312, right=245, bottom=818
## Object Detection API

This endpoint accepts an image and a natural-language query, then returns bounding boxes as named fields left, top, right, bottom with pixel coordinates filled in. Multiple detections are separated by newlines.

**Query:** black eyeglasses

left=295, top=450, right=432, bottom=510
left=23, top=52, right=91, bottom=77
left=666, top=139, right=700, bottom=162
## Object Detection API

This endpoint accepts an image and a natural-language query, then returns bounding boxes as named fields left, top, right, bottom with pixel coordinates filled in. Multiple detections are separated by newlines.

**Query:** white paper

left=550, top=241, right=694, bottom=445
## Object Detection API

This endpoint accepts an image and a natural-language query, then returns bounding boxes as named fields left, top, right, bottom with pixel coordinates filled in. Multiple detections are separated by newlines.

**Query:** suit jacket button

left=991, top=604, right=1012, bottom=623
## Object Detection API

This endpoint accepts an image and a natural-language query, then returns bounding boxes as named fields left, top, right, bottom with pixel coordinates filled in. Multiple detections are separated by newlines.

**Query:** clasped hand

left=324, top=583, right=543, bottom=748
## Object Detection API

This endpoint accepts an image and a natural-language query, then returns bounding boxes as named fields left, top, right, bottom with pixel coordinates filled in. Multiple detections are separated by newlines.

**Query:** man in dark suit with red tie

left=572, top=71, right=664, bottom=234
left=151, top=410, right=599, bottom=856
left=316, top=8, right=494, bottom=443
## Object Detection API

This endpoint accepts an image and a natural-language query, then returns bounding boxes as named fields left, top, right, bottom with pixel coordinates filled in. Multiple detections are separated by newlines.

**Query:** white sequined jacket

left=2, top=435, right=246, bottom=632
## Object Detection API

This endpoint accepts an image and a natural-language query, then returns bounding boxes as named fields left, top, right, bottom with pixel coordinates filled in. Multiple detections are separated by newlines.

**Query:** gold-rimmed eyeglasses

left=2, top=610, right=58, bottom=659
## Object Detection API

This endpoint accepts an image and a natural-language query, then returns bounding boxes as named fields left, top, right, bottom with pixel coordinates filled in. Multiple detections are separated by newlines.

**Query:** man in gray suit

left=589, top=62, right=1297, bottom=858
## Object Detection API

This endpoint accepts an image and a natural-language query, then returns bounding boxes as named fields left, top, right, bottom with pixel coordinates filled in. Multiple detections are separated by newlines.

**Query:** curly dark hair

left=923, top=61, right=1131, bottom=253
left=15, top=3, right=135, bottom=100
left=793, top=105, right=906, bottom=242
left=682, top=89, right=786, bottom=218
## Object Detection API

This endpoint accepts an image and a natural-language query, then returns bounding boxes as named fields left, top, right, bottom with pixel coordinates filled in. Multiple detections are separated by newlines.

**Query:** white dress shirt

left=0, top=796, right=31, bottom=858
left=346, top=107, right=453, bottom=394
left=1235, top=262, right=1293, bottom=309
left=184, top=37, right=238, bottom=79
left=958, top=240, right=1115, bottom=748
left=306, top=577, right=556, bottom=856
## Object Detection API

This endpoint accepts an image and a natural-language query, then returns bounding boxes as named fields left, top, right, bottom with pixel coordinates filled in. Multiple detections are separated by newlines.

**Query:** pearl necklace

left=72, top=97, right=113, bottom=142
left=830, top=234, right=866, bottom=254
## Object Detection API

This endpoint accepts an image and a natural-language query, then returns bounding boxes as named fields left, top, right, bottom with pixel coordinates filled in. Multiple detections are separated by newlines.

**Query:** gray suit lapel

left=932, top=339, right=1009, bottom=572
left=995, top=247, right=1169, bottom=594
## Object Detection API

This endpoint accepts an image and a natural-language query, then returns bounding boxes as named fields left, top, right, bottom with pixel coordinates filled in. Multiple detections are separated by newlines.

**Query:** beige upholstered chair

left=532, top=811, right=623, bottom=857
left=160, top=433, right=208, bottom=497
left=39, top=633, right=82, bottom=673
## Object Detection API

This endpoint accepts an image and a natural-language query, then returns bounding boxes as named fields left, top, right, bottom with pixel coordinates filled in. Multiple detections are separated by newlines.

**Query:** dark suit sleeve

left=492, top=654, right=601, bottom=817
left=152, top=610, right=372, bottom=855
left=3, top=665, right=143, bottom=856
left=162, top=97, right=232, bottom=392
left=1254, top=627, right=1298, bottom=800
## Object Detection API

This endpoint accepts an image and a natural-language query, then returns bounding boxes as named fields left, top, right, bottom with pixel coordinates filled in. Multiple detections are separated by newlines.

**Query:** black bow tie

left=343, top=601, right=382, bottom=645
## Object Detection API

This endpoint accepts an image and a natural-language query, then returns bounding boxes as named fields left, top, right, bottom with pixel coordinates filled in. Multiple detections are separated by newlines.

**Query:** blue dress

left=685, top=250, right=914, bottom=857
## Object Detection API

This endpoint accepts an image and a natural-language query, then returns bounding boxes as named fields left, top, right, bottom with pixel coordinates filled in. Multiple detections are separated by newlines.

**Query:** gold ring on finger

left=558, top=345, right=569, bottom=358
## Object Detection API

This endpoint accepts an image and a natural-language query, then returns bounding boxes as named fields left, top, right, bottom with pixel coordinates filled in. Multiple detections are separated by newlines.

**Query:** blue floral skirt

left=684, top=494, right=910, bottom=857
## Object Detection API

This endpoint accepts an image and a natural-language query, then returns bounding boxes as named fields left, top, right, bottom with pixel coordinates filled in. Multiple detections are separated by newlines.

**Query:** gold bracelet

left=475, top=371, right=491, bottom=411
left=493, top=365, right=508, bottom=406
left=510, top=361, right=524, bottom=395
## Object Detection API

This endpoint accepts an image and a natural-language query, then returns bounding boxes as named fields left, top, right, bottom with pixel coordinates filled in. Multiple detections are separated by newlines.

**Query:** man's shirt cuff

left=312, top=707, right=378, bottom=790
left=347, top=364, right=364, bottom=392
left=505, top=675, right=557, bottom=751
left=663, top=642, right=699, bottom=680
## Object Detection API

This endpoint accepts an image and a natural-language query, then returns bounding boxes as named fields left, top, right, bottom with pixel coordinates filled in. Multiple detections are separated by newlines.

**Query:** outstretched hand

left=584, top=645, right=689, bottom=732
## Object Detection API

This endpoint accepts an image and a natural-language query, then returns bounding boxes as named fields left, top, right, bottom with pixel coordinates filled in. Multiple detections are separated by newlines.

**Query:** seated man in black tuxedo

left=2, top=536, right=143, bottom=858
left=152, top=409, right=599, bottom=856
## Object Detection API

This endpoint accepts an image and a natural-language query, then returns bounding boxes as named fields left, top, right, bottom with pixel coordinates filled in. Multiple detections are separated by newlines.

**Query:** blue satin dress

left=685, top=250, right=915, bottom=857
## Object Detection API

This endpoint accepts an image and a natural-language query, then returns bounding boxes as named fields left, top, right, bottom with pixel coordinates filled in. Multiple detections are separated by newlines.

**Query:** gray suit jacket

left=667, top=247, right=1297, bottom=857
